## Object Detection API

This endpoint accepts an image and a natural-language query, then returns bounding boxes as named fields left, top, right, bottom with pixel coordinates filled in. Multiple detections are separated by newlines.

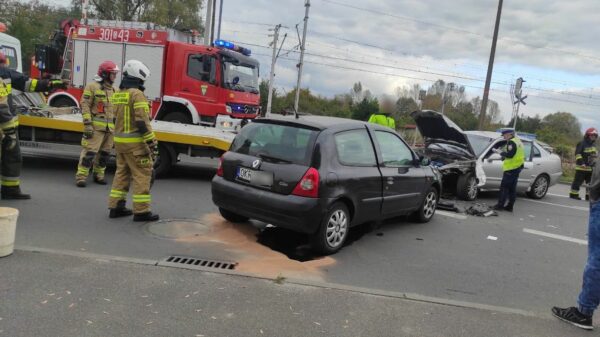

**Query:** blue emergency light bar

left=214, top=39, right=252, bottom=56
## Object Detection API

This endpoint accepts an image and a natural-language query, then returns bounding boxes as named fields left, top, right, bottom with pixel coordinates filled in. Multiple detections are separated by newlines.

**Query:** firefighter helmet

left=586, top=128, right=598, bottom=137
left=122, top=60, right=150, bottom=81
left=97, top=61, right=119, bottom=77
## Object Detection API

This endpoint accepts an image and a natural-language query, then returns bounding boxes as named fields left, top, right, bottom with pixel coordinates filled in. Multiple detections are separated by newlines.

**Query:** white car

left=465, top=131, right=563, bottom=199
left=412, top=110, right=562, bottom=200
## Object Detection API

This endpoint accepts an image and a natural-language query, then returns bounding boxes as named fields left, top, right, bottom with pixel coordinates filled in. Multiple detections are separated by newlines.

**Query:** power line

left=233, top=39, right=600, bottom=102
left=222, top=26, right=600, bottom=90
left=321, top=0, right=600, bottom=62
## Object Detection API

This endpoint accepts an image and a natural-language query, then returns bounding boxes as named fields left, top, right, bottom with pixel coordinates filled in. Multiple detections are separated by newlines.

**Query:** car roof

left=256, top=115, right=368, bottom=130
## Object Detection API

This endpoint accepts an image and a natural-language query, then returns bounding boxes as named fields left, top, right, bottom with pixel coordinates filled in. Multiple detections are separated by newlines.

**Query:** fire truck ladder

left=60, top=27, right=75, bottom=81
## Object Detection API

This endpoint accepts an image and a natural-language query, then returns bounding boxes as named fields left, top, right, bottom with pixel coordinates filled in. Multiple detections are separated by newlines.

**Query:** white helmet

left=122, top=60, right=150, bottom=81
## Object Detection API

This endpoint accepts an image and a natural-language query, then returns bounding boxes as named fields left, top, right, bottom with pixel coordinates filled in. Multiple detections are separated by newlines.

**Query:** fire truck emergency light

left=214, top=39, right=252, bottom=56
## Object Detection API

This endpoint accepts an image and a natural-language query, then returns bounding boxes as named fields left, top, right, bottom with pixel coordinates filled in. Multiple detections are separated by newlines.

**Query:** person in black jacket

left=570, top=128, right=598, bottom=200
left=0, top=52, right=66, bottom=199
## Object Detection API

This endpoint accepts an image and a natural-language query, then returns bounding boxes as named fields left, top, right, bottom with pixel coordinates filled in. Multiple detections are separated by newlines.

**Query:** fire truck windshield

left=223, top=61, right=259, bottom=94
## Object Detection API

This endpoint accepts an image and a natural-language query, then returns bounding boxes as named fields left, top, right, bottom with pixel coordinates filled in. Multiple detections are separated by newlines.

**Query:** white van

left=0, top=32, right=22, bottom=73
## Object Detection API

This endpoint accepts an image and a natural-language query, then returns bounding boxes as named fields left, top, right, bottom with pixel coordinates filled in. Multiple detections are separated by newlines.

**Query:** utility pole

left=216, top=0, right=224, bottom=41
left=479, top=0, right=503, bottom=130
left=293, top=0, right=310, bottom=116
left=203, top=0, right=214, bottom=45
left=266, top=24, right=282, bottom=117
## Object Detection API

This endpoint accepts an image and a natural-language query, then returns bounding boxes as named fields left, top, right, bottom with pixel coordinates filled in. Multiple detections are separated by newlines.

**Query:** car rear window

left=230, top=122, right=318, bottom=165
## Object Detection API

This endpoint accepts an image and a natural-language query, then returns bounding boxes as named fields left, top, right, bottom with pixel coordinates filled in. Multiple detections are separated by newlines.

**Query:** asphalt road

left=5, top=154, right=592, bottom=318
left=0, top=250, right=586, bottom=337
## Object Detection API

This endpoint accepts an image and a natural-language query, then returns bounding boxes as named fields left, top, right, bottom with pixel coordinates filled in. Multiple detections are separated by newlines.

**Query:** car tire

left=527, top=174, right=549, bottom=199
left=457, top=173, right=478, bottom=201
left=310, top=202, right=350, bottom=255
left=412, top=187, right=438, bottom=223
left=219, top=207, right=249, bottom=223
left=163, top=111, right=192, bottom=124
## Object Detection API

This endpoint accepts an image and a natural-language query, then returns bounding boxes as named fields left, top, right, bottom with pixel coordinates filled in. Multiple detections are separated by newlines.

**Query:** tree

left=351, top=98, right=379, bottom=121
left=86, top=0, right=203, bottom=30
left=537, top=112, right=582, bottom=146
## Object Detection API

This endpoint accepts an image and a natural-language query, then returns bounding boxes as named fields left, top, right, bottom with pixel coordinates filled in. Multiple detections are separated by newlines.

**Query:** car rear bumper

left=211, top=176, right=324, bottom=234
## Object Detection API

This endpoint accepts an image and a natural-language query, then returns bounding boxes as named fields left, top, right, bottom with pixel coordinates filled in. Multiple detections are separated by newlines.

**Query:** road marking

left=547, top=193, right=569, bottom=198
left=523, top=228, right=587, bottom=245
left=523, top=198, right=589, bottom=212
left=437, top=210, right=467, bottom=220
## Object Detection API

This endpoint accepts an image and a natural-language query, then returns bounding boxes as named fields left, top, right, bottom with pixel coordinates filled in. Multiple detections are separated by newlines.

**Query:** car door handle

left=182, top=88, right=190, bottom=92
left=386, top=177, right=394, bottom=185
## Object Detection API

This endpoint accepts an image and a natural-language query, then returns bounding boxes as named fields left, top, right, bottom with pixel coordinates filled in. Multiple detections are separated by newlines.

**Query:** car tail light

left=292, top=167, right=319, bottom=198
left=216, top=154, right=224, bottom=177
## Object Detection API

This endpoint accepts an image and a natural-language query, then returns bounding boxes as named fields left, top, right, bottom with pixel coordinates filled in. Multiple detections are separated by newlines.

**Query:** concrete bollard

left=0, top=207, right=19, bottom=257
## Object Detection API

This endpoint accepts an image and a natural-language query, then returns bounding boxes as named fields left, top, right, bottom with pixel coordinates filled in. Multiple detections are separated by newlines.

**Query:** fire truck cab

left=38, top=19, right=260, bottom=132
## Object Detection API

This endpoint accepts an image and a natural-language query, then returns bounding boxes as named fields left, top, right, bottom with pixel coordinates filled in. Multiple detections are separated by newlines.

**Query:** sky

left=46, top=0, right=600, bottom=131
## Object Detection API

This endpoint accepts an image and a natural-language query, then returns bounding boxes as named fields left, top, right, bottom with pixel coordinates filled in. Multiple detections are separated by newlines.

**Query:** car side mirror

left=487, top=153, right=502, bottom=162
left=420, top=157, right=431, bottom=166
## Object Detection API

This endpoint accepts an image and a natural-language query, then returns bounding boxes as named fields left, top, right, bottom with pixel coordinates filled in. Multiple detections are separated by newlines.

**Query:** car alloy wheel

left=326, top=209, right=348, bottom=249
left=423, top=191, right=437, bottom=219
left=533, top=176, right=549, bottom=198
left=467, top=176, right=478, bottom=200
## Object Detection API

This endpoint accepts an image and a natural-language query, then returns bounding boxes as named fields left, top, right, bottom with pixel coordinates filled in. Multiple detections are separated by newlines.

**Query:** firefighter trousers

left=0, top=132, right=22, bottom=190
left=571, top=169, right=593, bottom=198
left=108, top=152, right=153, bottom=214
left=76, top=130, right=113, bottom=182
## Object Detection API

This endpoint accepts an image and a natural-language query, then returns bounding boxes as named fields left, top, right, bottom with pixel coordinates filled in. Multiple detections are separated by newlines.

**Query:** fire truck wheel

left=153, top=143, right=174, bottom=178
left=50, top=97, right=77, bottom=108
left=163, top=111, right=192, bottom=124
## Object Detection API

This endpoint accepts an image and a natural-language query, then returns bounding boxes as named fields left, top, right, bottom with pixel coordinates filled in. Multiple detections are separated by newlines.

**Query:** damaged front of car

left=411, top=110, right=486, bottom=201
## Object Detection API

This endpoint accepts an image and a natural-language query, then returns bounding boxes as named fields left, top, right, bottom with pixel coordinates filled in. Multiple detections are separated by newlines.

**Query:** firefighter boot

left=133, top=212, right=160, bottom=222
left=93, top=175, right=107, bottom=185
left=76, top=180, right=87, bottom=188
left=1, top=186, right=31, bottom=200
left=109, top=200, right=133, bottom=218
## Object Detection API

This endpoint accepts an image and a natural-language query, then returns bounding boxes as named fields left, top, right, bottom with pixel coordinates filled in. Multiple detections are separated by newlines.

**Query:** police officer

left=108, top=60, right=159, bottom=222
left=0, top=52, right=66, bottom=199
left=76, top=61, right=119, bottom=187
left=493, top=129, right=526, bottom=212
left=368, top=96, right=396, bottom=129
left=570, top=128, right=598, bottom=200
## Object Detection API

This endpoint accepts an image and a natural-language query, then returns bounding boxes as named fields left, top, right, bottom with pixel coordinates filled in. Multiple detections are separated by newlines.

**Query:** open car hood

left=411, top=110, right=476, bottom=158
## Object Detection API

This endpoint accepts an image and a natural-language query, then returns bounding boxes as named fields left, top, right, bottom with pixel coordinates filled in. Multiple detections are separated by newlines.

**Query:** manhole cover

left=146, top=219, right=211, bottom=239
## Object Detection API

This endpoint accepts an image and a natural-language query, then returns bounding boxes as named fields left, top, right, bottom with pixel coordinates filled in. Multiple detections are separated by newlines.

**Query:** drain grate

left=158, top=255, right=238, bottom=271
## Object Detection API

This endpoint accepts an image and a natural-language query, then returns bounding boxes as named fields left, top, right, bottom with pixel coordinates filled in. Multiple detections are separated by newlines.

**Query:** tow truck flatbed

left=18, top=113, right=235, bottom=176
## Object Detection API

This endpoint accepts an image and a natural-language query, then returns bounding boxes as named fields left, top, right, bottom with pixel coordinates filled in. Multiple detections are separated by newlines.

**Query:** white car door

left=481, top=140, right=504, bottom=189
left=518, top=140, right=535, bottom=190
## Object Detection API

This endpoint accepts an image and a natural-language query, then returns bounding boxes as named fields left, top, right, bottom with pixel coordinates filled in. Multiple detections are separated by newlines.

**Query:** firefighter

left=493, top=129, right=525, bottom=212
left=0, top=52, right=66, bottom=199
left=368, top=97, right=396, bottom=129
left=76, top=61, right=119, bottom=187
left=570, top=128, right=598, bottom=200
left=108, top=59, right=159, bottom=222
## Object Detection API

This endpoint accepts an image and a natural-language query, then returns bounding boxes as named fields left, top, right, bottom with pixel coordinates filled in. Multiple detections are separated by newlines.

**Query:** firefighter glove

left=83, top=124, right=94, bottom=139
left=147, top=139, right=159, bottom=160
left=50, top=79, right=68, bottom=90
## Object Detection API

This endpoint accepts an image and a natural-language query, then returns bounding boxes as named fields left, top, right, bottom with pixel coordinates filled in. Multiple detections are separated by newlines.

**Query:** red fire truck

left=34, top=19, right=260, bottom=131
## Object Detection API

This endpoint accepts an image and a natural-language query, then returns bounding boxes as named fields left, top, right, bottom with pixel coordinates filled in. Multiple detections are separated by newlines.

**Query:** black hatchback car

left=212, top=116, right=441, bottom=254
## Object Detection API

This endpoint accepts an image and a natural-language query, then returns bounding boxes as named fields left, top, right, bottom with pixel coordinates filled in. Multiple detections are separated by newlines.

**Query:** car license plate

left=236, top=167, right=273, bottom=187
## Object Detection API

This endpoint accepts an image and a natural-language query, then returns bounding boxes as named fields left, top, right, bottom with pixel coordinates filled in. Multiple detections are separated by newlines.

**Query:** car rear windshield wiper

left=257, top=153, right=292, bottom=164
